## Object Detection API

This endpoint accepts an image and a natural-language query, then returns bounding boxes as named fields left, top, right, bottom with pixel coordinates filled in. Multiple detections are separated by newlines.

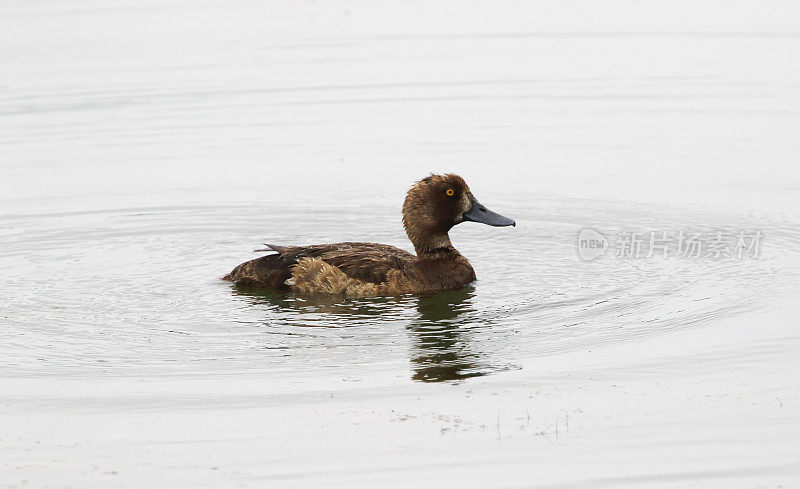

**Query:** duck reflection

left=230, top=284, right=413, bottom=319
left=407, top=286, right=491, bottom=382
left=229, top=283, right=502, bottom=383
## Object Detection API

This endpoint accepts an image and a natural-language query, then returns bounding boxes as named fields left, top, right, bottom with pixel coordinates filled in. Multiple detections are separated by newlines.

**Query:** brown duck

left=223, top=174, right=515, bottom=297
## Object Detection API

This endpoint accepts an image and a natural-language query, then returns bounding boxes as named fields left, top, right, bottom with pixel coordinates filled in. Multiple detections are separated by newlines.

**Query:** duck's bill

left=462, top=198, right=516, bottom=227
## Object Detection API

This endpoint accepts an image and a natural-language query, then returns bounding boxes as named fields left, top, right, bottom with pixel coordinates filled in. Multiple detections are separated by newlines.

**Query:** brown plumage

left=222, top=174, right=515, bottom=297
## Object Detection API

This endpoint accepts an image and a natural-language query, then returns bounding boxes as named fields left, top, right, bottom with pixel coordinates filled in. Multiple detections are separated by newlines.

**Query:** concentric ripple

left=2, top=195, right=798, bottom=383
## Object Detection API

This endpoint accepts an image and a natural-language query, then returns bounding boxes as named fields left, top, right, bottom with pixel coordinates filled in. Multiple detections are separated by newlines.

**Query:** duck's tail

left=222, top=245, right=294, bottom=288
left=253, top=243, right=289, bottom=253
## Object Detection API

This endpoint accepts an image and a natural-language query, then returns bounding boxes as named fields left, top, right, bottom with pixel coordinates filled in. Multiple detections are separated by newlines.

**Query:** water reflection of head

left=408, top=286, right=491, bottom=382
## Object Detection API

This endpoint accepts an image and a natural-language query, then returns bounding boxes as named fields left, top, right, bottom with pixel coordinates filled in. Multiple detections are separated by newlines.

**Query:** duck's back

left=223, top=242, right=416, bottom=295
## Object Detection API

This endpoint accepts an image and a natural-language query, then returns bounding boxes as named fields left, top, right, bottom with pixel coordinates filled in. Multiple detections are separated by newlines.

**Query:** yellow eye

left=445, top=188, right=455, bottom=197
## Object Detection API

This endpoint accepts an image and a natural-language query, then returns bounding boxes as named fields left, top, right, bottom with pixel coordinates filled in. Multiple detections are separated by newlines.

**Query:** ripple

left=2, top=196, right=799, bottom=382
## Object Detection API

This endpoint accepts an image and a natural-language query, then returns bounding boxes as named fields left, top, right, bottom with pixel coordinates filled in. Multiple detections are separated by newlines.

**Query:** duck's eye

left=445, top=188, right=455, bottom=197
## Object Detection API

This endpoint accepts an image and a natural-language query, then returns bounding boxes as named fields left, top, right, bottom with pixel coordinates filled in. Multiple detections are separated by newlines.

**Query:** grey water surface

left=3, top=195, right=797, bottom=384
left=2, top=0, right=800, bottom=487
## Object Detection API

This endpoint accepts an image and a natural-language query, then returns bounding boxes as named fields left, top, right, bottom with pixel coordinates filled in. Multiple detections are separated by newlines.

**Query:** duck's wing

left=224, top=242, right=415, bottom=289
left=277, top=242, right=415, bottom=285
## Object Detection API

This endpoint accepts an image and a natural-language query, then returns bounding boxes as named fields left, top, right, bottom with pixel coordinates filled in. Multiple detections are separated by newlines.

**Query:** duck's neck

left=417, top=239, right=458, bottom=259
left=405, top=225, right=458, bottom=258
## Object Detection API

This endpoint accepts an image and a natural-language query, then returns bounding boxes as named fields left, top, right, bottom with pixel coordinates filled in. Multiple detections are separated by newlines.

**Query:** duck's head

left=402, top=173, right=515, bottom=254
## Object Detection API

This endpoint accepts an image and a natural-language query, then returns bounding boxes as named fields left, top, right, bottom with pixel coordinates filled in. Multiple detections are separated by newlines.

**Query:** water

left=2, top=1, right=800, bottom=487
left=4, top=197, right=797, bottom=382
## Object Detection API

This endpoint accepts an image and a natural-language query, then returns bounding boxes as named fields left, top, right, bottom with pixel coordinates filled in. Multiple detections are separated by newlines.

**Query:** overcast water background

left=2, top=1, right=800, bottom=487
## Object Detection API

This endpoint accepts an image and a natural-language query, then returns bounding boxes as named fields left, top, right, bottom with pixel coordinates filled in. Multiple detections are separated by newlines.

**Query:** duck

left=222, top=173, right=515, bottom=297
